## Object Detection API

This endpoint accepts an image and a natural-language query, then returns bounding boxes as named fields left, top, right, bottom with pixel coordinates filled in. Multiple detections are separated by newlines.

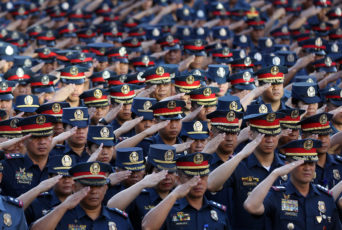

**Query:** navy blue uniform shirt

left=264, top=182, right=342, bottom=230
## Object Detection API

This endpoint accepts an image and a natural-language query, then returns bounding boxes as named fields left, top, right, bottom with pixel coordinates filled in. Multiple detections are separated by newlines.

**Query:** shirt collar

left=24, top=154, right=34, bottom=168
left=148, top=188, right=162, bottom=203
left=177, top=196, right=210, bottom=210
left=286, top=181, right=320, bottom=197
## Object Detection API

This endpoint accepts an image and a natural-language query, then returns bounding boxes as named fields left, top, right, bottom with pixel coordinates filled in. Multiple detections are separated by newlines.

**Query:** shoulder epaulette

left=108, top=207, right=128, bottom=218
left=5, top=153, right=24, bottom=159
left=141, top=189, right=149, bottom=193
left=4, top=196, right=23, bottom=208
left=271, top=186, right=286, bottom=191
left=143, top=137, right=153, bottom=142
left=208, top=200, right=226, bottom=212
left=316, top=184, right=333, bottom=196
left=334, top=155, right=342, bottom=163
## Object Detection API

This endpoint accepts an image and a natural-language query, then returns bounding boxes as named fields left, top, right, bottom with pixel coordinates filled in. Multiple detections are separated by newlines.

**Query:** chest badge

left=3, top=213, right=12, bottom=226
left=211, top=210, right=218, bottom=221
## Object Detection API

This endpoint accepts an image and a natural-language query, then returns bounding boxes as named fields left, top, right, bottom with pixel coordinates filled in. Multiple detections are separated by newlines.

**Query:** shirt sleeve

left=263, top=190, right=276, bottom=218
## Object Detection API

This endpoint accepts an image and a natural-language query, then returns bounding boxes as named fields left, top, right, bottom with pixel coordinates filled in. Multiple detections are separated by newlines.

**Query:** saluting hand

left=140, top=170, right=168, bottom=188
left=143, top=120, right=170, bottom=136
left=273, top=160, right=304, bottom=177
left=173, top=140, right=194, bottom=153
left=172, top=176, right=200, bottom=199
left=87, top=143, right=103, bottom=162
left=62, top=187, right=90, bottom=210
left=238, top=134, right=264, bottom=158
left=182, top=105, right=203, bottom=122
left=103, top=103, right=123, bottom=124
left=203, top=133, right=225, bottom=154
left=109, top=171, right=132, bottom=186
left=37, top=175, right=63, bottom=194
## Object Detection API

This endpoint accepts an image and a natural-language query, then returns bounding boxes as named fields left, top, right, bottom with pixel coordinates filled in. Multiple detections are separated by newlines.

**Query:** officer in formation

left=0, top=0, right=342, bottom=229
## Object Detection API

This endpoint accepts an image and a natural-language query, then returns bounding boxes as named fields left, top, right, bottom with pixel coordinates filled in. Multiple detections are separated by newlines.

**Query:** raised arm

left=244, top=160, right=303, bottom=215
left=107, top=170, right=167, bottom=210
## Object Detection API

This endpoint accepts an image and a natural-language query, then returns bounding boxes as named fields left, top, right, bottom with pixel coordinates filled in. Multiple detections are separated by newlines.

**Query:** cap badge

left=193, top=121, right=203, bottom=132
left=266, top=113, right=276, bottom=122
left=121, top=84, right=130, bottom=94
left=304, top=139, right=313, bottom=150
left=152, top=28, right=160, bottom=37
left=265, top=38, right=273, bottom=47
left=203, top=88, right=212, bottom=97
left=319, top=114, right=328, bottom=125
left=325, top=57, right=332, bottom=67
left=0, top=82, right=8, bottom=91
left=183, top=28, right=190, bottom=36
left=291, top=109, right=299, bottom=118
left=229, top=101, right=238, bottom=111
left=94, top=89, right=102, bottom=98
left=219, top=28, right=227, bottom=37
left=142, top=56, right=150, bottom=66
left=100, top=127, right=110, bottom=138
left=315, top=38, right=322, bottom=47
left=307, top=86, right=316, bottom=97
left=222, top=47, right=230, bottom=56
left=10, top=118, right=19, bottom=128
left=243, top=72, right=251, bottom=82
left=16, top=68, right=24, bottom=78
left=24, top=59, right=32, bottom=67
left=166, top=35, right=174, bottom=43
left=271, top=66, right=279, bottom=75
left=167, top=101, right=176, bottom=109
left=244, top=57, right=252, bottom=66
left=193, top=153, right=203, bottom=164
left=240, top=35, right=247, bottom=43
left=52, top=103, right=61, bottom=113
left=90, top=163, right=100, bottom=175
left=226, top=111, right=236, bottom=122
left=41, top=75, right=50, bottom=85
left=36, top=115, right=46, bottom=125
left=287, top=54, right=295, bottom=62
left=129, top=151, right=139, bottom=163
left=164, top=150, right=174, bottom=161
left=5, top=46, right=13, bottom=55
left=194, top=39, right=202, bottom=47
left=102, top=70, right=110, bottom=79
left=143, top=101, right=152, bottom=110
left=259, top=104, right=268, bottom=113
left=62, top=155, right=72, bottom=167
left=197, top=27, right=204, bottom=35
left=216, top=67, right=226, bottom=78
left=70, top=66, right=78, bottom=75
left=119, top=47, right=126, bottom=57
left=74, top=109, right=84, bottom=120
left=156, top=66, right=165, bottom=76
left=24, top=95, right=33, bottom=105
left=186, top=75, right=194, bottom=84
left=272, top=56, right=281, bottom=66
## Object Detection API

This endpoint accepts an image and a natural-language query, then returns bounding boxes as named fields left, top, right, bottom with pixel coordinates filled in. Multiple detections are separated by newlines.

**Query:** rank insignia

left=3, top=213, right=11, bottom=226
left=318, top=201, right=326, bottom=213
left=15, top=168, right=33, bottom=184
left=211, top=210, right=218, bottom=221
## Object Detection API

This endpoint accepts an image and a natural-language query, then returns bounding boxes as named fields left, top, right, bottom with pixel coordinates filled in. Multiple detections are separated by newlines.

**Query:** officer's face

left=251, top=29, right=264, bottom=42
left=217, top=83, right=229, bottom=97
left=316, top=134, right=330, bottom=155
left=42, top=62, right=57, bottom=74
left=279, top=129, right=300, bottom=146
left=135, top=119, right=156, bottom=134
left=290, top=161, right=315, bottom=184
left=91, top=106, right=110, bottom=124
left=159, top=119, right=182, bottom=140
left=53, top=122, right=64, bottom=137
left=55, top=176, right=74, bottom=196
left=114, top=63, right=129, bottom=75
left=263, top=83, right=283, bottom=102
left=180, top=174, right=208, bottom=198
left=153, top=83, right=172, bottom=101
left=25, top=135, right=53, bottom=157
left=190, top=56, right=205, bottom=69
left=13, top=84, right=31, bottom=97
left=63, top=83, right=84, bottom=102
left=90, top=144, right=114, bottom=163
left=66, top=125, right=88, bottom=146
left=154, top=168, right=177, bottom=193
left=0, top=99, right=12, bottom=116
left=298, top=101, right=318, bottom=118
left=256, top=134, right=279, bottom=154
left=216, top=132, right=238, bottom=155
left=187, top=138, right=207, bottom=153
left=96, top=61, right=109, bottom=72
left=122, top=170, right=145, bottom=187
left=76, top=183, right=107, bottom=209
left=116, top=103, right=132, bottom=122
left=165, top=50, right=182, bottom=64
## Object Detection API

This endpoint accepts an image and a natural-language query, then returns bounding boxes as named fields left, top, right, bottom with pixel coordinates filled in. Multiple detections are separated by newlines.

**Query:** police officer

left=0, top=114, right=56, bottom=197
left=208, top=103, right=286, bottom=230
left=31, top=161, right=133, bottom=230
left=244, top=139, right=342, bottom=230
left=108, top=144, right=176, bottom=230
left=25, top=154, right=76, bottom=225
left=142, top=152, right=229, bottom=230
left=0, top=195, right=27, bottom=229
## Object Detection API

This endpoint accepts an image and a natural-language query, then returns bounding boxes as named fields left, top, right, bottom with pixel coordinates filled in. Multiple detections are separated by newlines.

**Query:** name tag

left=68, top=224, right=87, bottom=230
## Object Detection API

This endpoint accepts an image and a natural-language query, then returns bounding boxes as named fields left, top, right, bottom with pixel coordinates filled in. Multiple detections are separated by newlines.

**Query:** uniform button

left=287, top=222, right=294, bottom=230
